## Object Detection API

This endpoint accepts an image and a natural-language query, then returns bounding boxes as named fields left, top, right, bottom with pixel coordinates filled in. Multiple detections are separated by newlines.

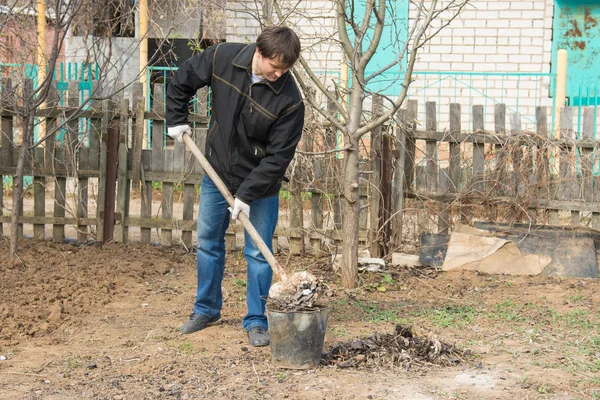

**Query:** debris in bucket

left=321, top=324, right=465, bottom=370
left=268, top=271, right=324, bottom=311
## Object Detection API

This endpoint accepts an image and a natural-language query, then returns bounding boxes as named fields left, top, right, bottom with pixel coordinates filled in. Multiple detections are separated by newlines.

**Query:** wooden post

left=289, top=188, right=303, bottom=255
left=558, top=107, right=576, bottom=225
left=534, top=107, right=555, bottom=225
left=424, top=102, right=438, bottom=235
left=369, top=95, right=382, bottom=257
left=443, top=103, right=461, bottom=232
left=553, top=49, right=568, bottom=141
left=33, top=146, right=45, bottom=239
left=509, top=113, right=521, bottom=196
left=310, top=189, right=323, bottom=254
left=115, top=97, right=130, bottom=243
left=96, top=99, right=110, bottom=242
left=1, top=80, right=14, bottom=236
left=392, top=108, right=406, bottom=248
left=404, top=100, right=417, bottom=191
left=140, top=147, right=152, bottom=244
left=490, top=104, right=507, bottom=221
left=381, top=133, right=393, bottom=254
left=581, top=107, right=599, bottom=229
left=152, top=83, right=173, bottom=245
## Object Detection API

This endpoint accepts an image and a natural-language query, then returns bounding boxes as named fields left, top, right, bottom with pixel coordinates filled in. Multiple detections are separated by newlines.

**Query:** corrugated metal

left=552, top=0, right=600, bottom=105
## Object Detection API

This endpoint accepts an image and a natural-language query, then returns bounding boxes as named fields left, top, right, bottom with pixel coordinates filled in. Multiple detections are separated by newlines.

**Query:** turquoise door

left=551, top=0, right=600, bottom=105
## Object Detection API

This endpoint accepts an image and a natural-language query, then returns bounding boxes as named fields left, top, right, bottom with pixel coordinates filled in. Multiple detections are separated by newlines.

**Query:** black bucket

left=266, top=306, right=330, bottom=369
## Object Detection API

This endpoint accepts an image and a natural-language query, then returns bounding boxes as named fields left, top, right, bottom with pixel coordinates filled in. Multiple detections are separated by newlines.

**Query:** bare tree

left=258, top=0, right=470, bottom=287
left=1, top=0, right=215, bottom=259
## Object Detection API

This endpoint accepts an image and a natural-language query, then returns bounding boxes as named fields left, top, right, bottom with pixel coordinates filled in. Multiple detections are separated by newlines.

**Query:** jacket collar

left=231, top=43, right=289, bottom=95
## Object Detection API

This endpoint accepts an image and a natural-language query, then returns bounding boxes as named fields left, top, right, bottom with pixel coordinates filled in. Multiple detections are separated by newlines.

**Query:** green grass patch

left=412, top=304, right=478, bottom=328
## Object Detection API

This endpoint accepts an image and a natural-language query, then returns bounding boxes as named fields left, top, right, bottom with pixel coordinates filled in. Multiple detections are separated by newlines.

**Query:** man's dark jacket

left=166, top=43, right=305, bottom=204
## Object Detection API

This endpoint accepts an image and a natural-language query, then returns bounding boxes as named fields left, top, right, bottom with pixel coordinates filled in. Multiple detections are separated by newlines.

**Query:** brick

left=451, top=63, right=473, bottom=71
left=509, top=54, right=531, bottom=63
left=459, top=10, right=478, bottom=20
left=463, top=54, right=486, bottom=63
left=436, top=45, right=452, bottom=54
left=463, top=37, right=475, bottom=45
left=487, top=20, right=511, bottom=29
left=452, top=28, right=476, bottom=37
left=532, top=37, right=544, bottom=46
left=476, top=28, right=498, bottom=37
left=521, top=46, right=543, bottom=55
left=454, top=45, right=475, bottom=54
left=418, top=53, right=441, bottom=62
left=519, top=63, right=543, bottom=72
left=463, top=19, right=488, bottom=28
left=511, top=2, right=534, bottom=10
left=486, top=54, right=509, bottom=63
left=500, top=10, right=522, bottom=19
left=520, top=37, right=533, bottom=46
left=442, top=54, right=463, bottom=62
left=474, top=46, right=497, bottom=55
left=497, top=28, right=522, bottom=37
left=473, top=62, right=499, bottom=72
left=510, top=20, right=533, bottom=28
left=521, top=28, right=544, bottom=37
left=497, top=63, right=519, bottom=72
left=497, top=37, right=509, bottom=46
left=498, top=47, right=515, bottom=55
left=477, top=10, right=499, bottom=19
left=487, top=2, right=512, bottom=10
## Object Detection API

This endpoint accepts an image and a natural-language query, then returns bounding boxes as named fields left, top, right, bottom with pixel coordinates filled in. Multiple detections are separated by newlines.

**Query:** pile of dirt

left=322, top=324, right=466, bottom=370
left=0, top=240, right=184, bottom=343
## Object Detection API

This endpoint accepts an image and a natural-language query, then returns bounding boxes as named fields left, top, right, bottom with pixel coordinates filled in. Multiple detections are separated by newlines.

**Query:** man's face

left=253, top=49, right=290, bottom=82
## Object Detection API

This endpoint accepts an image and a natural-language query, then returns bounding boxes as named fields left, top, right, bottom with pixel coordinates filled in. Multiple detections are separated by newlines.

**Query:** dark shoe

left=180, top=313, right=220, bottom=334
left=248, top=326, right=270, bottom=347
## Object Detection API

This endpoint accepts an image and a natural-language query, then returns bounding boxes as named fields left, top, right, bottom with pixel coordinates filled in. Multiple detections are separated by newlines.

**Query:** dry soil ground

left=1, top=238, right=599, bottom=400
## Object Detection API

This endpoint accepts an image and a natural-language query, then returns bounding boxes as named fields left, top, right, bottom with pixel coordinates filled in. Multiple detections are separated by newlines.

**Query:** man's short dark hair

left=256, top=26, right=301, bottom=69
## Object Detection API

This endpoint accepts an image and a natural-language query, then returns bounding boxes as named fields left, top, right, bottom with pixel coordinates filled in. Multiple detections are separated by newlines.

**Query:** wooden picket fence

left=1, top=80, right=600, bottom=255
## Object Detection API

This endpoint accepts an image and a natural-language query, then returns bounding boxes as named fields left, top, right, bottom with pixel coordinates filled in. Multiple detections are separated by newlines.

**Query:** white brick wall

left=221, top=0, right=564, bottom=133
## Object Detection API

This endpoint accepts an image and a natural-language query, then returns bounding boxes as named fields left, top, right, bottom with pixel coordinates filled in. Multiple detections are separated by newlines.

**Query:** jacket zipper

left=249, top=83, right=253, bottom=113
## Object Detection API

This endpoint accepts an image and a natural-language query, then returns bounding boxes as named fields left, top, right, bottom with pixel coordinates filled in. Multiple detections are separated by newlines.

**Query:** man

left=166, top=27, right=304, bottom=347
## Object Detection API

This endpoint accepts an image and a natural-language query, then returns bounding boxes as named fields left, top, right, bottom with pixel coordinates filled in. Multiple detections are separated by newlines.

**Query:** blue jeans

left=194, top=175, right=278, bottom=331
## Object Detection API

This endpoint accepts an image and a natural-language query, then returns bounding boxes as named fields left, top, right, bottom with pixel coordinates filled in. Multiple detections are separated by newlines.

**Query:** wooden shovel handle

left=182, top=134, right=289, bottom=282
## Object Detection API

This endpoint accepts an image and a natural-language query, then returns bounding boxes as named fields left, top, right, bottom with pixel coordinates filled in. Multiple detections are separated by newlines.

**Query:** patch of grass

left=234, top=278, right=247, bottom=288
left=330, top=326, right=350, bottom=338
left=178, top=342, right=195, bottom=354
left=355, top=301, right=405, bottom=324
left=413, top=304, right=478, bottom=329
left=329, top=299, right=353, bottom=322
left=565, top=292, right=586, bottom=303
left=364, top=307, right=403, bottom=323
left=490, top=300, right=526, bottom=323
left=63, top=357, right=80, bottom=370
left=563, top=309, right=594, bottom=330
left=536, top=383, right=554, bottom=394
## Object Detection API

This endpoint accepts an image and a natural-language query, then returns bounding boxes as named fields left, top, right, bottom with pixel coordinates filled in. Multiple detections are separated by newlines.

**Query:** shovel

left=182, top=134, right=317, bottom=300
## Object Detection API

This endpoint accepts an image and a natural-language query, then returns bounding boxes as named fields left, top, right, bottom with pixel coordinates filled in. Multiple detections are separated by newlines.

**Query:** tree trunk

left=340, top=137, right=360, bottom=288
left=10, top=116, right=33, bottom=259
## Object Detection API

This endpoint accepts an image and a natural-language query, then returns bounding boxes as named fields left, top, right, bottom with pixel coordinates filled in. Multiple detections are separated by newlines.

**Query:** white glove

left=229, top=198, right=250, bottom=221
left=167, top=124, right=192, bottom=143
